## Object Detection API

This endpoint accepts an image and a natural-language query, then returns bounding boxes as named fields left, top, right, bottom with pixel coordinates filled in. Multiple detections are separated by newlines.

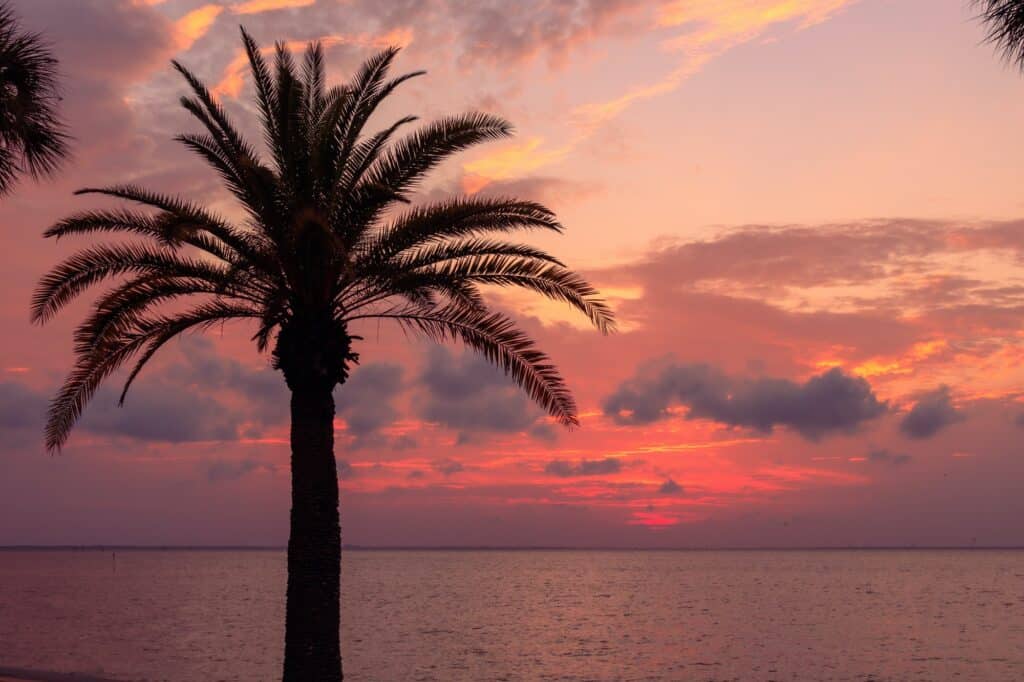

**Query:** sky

left=2, top=0, right=1024, bottom=547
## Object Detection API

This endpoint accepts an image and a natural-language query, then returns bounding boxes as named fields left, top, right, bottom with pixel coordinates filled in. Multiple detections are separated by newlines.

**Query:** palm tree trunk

left=283, top=382, right=342, bottom=682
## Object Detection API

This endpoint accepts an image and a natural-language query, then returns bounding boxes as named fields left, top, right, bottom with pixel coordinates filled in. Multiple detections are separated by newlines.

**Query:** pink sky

left=2, top=0, right=1024, bottom=547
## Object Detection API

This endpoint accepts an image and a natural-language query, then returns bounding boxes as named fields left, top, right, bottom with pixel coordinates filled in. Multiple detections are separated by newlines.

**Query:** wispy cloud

left=162, top=0, right=326, bottom=54
left=466, top=0, right=858, bottom=187
left=461, top=138, right=573, bottom=192
left=212, top=28, right=414, bottom=97
left=232, top=0, right=318, bottom=14
left=173, top=4, right=224, bottom=51
left=581, top=0, right=857, bottom=128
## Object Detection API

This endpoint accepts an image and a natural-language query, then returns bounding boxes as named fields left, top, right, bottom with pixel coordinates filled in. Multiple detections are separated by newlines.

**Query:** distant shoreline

left=1, top=545, right=1022, bottom=552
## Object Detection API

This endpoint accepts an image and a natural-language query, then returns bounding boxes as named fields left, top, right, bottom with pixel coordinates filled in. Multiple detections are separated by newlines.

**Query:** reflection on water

left=0, top=549, right=1022, bottom=681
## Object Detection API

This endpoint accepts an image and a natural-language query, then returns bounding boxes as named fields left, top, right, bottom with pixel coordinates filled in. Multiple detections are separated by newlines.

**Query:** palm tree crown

left=0, top=1, right=69, bottom=195
left=34, top=29, right=613, bottom=452
left=974, top=0, right=1024, bottom=69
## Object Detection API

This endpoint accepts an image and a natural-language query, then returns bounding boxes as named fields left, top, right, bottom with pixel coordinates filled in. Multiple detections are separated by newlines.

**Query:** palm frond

left=46, top=208, right=237, bottom=266
left=271, top=40, right=307, bottom=188
left=32, top=243, right=231, bottom=323
left=353, top=303, right=579, bottom=426
left=45, top=328, right=152, bottom=452
left=375, top=255, right=615, bottom=333
left=72, top=185, right=278, bottom=274
left=331, top=48, right=401, bottom=165
left=45, top=301, right=258, bottom=451
left=390, top=238, right=566, bottom=270
left=116, top=302, right=261, bottom=405
left=362, top=197, right=562, bottom=261
left=338, top=239, right=563, bottom=313
left=172, top=60, right=258, bottom=166
left=975, top=0, right=1024, bottom=69
left=0, top=0, right=70, bottom=194
left=349, top=113, right=512, bottom=224
left=74, top=275, right=228, bottom=354
left=329, top=114, right=417, bottom=222
left=302, top=41, right=326, bottom=118
left=240, top=27, right=279, bottom=155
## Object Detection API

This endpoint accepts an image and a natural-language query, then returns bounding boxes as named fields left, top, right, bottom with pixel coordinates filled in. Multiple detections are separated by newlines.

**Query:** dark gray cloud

left=0, top=381, right=47, bottom=430
left=603, top=362, right=887, bottom=440
left=19, top=1, right=173, bottom=82
left=337, top=459, right=355, bottom=480
left=82, top=383, right=240, bottom=443
left=1016, top=413, right=1024, bottom=429
left=335, top=363, right=405, bottom=447
left=442, top=0, right=641, bottom=69
left=432, top=458, right=465, bottom=476
left=899, top=386, right=964, bottom=440
left=658, top=478, right=683, bottom=495
left=392, top=435, right=419, bottom=450
left=417, top=346, right=541, bottom=438
left=252, top=0, right=644, bottom=70
left=206, top=458, right=266, bottom=483
left=14, top=337, right=395, bottom=447
left=528, top=422, right=558, bottom=442
left=94, top=337, right=285, bottom=442
left=867, top=448, right=912, bottom=467
left=16, top=0, right=177, bottom=172
left=544, top=457, right=622, bottom=477
left=0, top=377, right=241, bottom=444
left=172, top=338, right=286, bottom=422
left=175, top=339, right=407, bottom=445
left=175, top=340, right=415, bottom=446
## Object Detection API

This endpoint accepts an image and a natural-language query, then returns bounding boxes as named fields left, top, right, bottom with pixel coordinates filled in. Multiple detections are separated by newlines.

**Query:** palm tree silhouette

left=0, top=1, right=68, bottom=196
left=33, top=29, right=613, bottom=681
left=974, top=0, right=1024, bottom=69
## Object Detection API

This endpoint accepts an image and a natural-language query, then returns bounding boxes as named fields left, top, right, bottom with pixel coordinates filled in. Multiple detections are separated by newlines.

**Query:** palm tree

left=33, top=29, right=613, bottom=681
left=0, top=1, right=68, bottom=195
left=974, top=0, right=1024, bottom=69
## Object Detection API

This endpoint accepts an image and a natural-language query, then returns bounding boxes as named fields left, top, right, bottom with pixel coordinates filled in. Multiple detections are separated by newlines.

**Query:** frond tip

left=974, top=0, right=1024, bottom=70
left=43, top=302, right=260, bottom=452
left=352, top=304, right=580, bottom=427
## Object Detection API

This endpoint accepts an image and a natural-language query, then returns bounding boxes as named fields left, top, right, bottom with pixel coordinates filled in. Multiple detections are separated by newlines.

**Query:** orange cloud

left=462, top=137, right=571, bottom=189
left=212, top=28, right=414, bottom=98
left=831, top=340, right=949, bottom=380
left=570, top=62, right=705, bottom=134
left=657, top=0, right=854, bottom=42
left=231, top=0, right=318, bottom=14
left=173, top=4, right=224, bottom=51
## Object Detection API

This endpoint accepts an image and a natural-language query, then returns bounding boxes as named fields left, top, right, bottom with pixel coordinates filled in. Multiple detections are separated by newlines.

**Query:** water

left=0, top=550, right=1022, bottom=681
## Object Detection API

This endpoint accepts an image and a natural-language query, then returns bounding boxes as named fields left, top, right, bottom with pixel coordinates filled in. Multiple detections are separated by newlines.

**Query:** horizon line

left=1, top=544, right=1022, bottom=552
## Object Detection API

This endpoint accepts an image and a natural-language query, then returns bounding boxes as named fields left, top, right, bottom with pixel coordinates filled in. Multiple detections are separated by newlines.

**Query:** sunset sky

left=3, top=0, right=1024, bottom=547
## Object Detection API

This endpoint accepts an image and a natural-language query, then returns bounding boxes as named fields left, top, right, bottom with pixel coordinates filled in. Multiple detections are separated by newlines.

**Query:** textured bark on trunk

left=283, top=383, right=342, bottom=682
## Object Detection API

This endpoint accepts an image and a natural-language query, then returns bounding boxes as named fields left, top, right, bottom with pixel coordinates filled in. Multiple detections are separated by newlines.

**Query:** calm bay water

left=0, top=549, right=1022, bottom=681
